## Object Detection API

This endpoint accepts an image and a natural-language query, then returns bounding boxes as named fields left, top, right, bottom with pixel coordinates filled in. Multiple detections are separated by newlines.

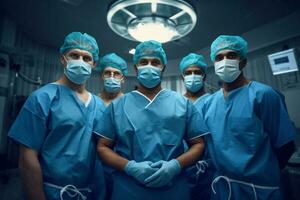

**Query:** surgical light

left=107, top=0, right=197, bottom=43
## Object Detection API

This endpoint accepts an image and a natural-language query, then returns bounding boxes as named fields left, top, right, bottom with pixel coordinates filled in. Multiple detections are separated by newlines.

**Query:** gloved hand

left=144, top=159, right=181, bottom=188
left=124, top=161, right=158, bottom=184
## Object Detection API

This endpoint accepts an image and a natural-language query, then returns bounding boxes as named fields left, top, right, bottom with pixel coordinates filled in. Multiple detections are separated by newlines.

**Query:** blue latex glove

left=124, top=161, right=158, bottom=184
left=145, top=159, right=181, bottom=188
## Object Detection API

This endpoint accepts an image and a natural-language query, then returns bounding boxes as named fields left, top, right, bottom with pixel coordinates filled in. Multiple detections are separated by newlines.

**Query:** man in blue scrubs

left=203, top=35, right=296, bottom=199
left=8, top=32, right=106, bottom=200
left=96, top=53, right=128, bottom=200
left=179, top=53, right=214, bottom=200
left=95, top=40, right=208, bottom=200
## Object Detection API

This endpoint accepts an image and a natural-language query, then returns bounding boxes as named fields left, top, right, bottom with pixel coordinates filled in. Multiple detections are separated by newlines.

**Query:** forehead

left=65, top=48, right=92, bottom=57
left=103, top=67, right=122, bottom=73
left=184, top=66, right=202, bottom=72
left=216, top=49, right=238, bottom=57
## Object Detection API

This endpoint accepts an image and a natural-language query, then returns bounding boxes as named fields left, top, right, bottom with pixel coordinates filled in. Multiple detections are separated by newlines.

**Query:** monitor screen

left=268, top=48, right=298, bottom=75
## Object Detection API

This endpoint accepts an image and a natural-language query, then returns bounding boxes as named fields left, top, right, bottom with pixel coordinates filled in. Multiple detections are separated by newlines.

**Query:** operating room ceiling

left=1, top=0, right=300, bottom=61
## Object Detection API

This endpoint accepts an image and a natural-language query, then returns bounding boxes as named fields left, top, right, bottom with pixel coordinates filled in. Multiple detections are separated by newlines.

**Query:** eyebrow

left=69, top=51, right=92, bottom=57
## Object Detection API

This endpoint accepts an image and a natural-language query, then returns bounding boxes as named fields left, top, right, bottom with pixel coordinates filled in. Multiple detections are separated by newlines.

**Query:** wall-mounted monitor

left=267, top=48, right=298, bottom=75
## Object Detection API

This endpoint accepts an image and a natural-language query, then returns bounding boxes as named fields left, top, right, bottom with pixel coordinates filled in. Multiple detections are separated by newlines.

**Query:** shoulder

left=250, top=81, right=274, bottom=93
left=204, top=90, right=221, bottom=103
left=249, top=81, right=280, bottom=102
left=202, top=93, right=212, bottom=101
left=26, top=83, right=59, bottom=105
left=91, top=94, right=106, bottom=112
left=20, top=83, right=60, bottom=118
left=32, top=83, right=59, bottom=96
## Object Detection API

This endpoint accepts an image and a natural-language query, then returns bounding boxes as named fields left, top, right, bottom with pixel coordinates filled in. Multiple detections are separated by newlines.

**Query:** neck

left=184, top=88, right=205, bottom=102
left=138, top=84, right=162, bottom=100
left=222, top=73, right=249, bottom=94
left=56, top=75, right=86, bottom=93
left=100, top=90, right=123, bottom=101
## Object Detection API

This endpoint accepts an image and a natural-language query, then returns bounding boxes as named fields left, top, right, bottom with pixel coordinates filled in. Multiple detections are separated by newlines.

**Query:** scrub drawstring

left=211, top=175, right=279, bottom=200
left=44, top=182, right=91, bottom=200
left=195, top=160, right=209, bottom=181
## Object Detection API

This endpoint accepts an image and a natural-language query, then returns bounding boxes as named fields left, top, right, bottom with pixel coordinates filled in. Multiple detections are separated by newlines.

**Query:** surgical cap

left=133, top=40, right=167, bottom=65
left=60, top=32, right=99, bottom=62
left=97, top=53, right=128, bottom=76
left=179, top=53, right=208, bottom=73
left=210, top=35, right=248, bottom=62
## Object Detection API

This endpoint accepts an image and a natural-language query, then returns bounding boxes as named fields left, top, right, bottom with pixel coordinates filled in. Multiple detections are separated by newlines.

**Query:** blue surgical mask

left=137, top=65, right=161, bottom=88
left=184, top=74, right=204, bottom=93
left=104, top=77, right=121, bottom=93
left=64, top=59, right=92, bottom=84
left=214, top=59, right=241, bottom=83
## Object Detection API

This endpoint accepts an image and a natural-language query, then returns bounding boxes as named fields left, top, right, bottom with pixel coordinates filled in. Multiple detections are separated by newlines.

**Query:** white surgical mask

left=104, top=77, right=121, bottom=93
left=184, top=74, right=204, bottom=93
left=64, top=59, right=92, bottom=84
left=214, top=59, right=241, bottom=83
left=137, top=65, right=162, bottom=88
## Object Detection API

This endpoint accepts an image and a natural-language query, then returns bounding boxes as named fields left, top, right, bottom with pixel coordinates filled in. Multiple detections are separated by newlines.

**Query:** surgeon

left=179, top=53, right=214, bottom=200
left=95, top=40, right=208, bottom=200
left=203, top=35, right=296, bottom=199
left=180, top=53, right=210, bottom=105
left=95, top=53, right=128, bottom=200
left=96, top=53, right=128, bottom=106
left=8, top=32, right=106, bottom=200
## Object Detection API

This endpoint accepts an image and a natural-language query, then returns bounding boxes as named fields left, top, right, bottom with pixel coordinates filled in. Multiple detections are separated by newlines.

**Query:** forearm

left=19, top=145, right=46, bottom=200
left=176, top=137, right=205, bottom=169
left=97, top=139, right=128, bottom=171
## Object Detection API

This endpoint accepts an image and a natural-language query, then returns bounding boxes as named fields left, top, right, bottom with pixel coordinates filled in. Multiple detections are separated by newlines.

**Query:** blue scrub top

left=8, top=83, right=106, bottom=196
left=202, top=81, right=296, bottom=186
left=95, top=89, right=207, bottom=162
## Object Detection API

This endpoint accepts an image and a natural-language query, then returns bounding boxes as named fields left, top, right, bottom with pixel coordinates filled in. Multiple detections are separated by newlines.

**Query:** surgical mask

left=64, top=59, right=92, bottom=84
left=184, top=74, right=204, bottom=93
left=104, top=77, right=121, bottom=93
left=137, top=65, right=161, bottom=88
left=214, top=59, right=241, bottom=83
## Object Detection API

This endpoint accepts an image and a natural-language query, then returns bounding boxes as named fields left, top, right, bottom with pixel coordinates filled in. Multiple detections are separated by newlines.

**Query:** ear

left=239, top=59, right=247, bottom=70
left=92, top=61, right=97, bottom=68
left=60, top=55, right=66, bottom=67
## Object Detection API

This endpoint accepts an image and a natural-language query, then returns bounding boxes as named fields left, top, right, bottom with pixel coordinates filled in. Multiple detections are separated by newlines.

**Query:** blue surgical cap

left=179, top=53, right=208, bottom=73
left=133, top=40, right=167, bottom=65
left=210, top=35, right=248, bottom=62
left=97, top=53, right=128, bottom=76
left=60, top=32, right=99, bottom=62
